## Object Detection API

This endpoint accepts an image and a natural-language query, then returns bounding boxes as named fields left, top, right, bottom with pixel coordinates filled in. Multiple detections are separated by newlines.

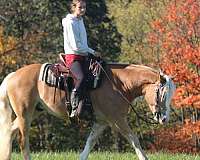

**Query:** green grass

left=12, top=151, right=200, bottom=160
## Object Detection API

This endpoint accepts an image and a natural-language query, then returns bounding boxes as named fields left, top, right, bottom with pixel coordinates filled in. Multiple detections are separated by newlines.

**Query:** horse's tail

left=0, top=72, right=15, bottom=160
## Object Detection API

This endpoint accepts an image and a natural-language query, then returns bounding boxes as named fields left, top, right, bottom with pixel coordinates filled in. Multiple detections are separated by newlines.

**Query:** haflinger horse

left=0, top=62, right=175, bottom=160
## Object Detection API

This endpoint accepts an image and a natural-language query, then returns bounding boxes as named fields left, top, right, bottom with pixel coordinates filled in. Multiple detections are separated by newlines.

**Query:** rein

left=97, top=62, right=158, bottom=125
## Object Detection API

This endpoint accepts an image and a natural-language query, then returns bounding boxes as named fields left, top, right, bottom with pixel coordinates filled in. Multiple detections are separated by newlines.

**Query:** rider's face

left=74, top=2, right=86, bottom=17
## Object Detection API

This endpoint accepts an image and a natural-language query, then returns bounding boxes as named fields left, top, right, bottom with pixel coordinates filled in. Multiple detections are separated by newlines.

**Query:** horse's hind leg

left=17, top=115, right=32, bottom=160
left=8, top=97, right=34, bottom=160
left=0, top=76, right=14, bottom=160
left=0, top=100, right=13, bottom=160
left=10, top=104, right=33, bottom=160
left=80, top=122, right=107, bottom=160
left=114, top=119, right=148, bottom=160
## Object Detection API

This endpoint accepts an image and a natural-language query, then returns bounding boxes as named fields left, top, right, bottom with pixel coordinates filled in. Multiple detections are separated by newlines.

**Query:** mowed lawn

left=12, top=151, right=200, bottom=160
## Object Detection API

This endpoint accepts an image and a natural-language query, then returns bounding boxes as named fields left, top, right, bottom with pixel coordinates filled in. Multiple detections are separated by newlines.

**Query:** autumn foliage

left=149, top=0, right=200, bottom=109
left=149, top=120, right=200, bottom=153
left=0, top=26, right=19, bottom=76
left=147, top=0, right=200, bottom=153
left=0, top=25, right=54, bottom=78
left=0, top=27, right=17, bottom=54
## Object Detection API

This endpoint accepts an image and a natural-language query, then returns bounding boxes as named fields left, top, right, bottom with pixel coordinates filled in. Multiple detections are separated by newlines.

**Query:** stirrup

left=70, top=109, right=77, bottom=118
left=70, top=89, right=79, bottom=107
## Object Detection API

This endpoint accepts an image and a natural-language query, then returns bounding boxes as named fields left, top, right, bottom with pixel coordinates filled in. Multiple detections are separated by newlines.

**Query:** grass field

left=12, top=151, right=200, bottom=160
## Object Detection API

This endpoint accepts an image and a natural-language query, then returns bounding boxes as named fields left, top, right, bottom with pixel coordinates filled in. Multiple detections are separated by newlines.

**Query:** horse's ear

left=159, top=69, right=166, bottom=84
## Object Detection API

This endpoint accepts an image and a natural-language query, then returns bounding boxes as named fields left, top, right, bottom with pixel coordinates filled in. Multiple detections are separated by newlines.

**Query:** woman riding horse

left=62, top=0, right=101, bottom=117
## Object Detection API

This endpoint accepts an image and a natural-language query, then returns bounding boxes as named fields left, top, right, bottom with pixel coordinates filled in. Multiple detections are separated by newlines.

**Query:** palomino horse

left=0, top=63, right=175, bottom=160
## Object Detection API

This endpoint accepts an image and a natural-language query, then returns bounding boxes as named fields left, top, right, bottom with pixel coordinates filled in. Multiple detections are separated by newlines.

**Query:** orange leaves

left=0, top=26, right=17, bottom=55
left=6, top=36, right=17, bottom=51
left=149, top=121, right=200, bottom=153
left=146, top=2, right=200, bottom=152
left=184, top=50, right=200, bottom=66
left=176, top=87, right=185, bottom=97
left=173, top=87, right=186, bottom=108
left=0, top=26, right=6, bottom=53
left=166, top=4, right=178, bottom=22
left=151, top=20, right=165, bottom=33
left=148, top=0, right=200, bottom=108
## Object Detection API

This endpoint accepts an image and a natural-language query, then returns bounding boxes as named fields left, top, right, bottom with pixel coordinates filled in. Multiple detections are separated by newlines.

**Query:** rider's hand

left=94, top=51, right=102, bottom=58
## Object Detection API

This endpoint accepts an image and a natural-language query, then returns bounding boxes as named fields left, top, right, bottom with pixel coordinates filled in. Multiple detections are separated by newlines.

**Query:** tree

left=144, top=0, right=200, bottom=153
left=107, top=0, right=170, bottom=64
left=149, top=0, right=200, bottom=109
left=0, top=26, right=19, bottom=77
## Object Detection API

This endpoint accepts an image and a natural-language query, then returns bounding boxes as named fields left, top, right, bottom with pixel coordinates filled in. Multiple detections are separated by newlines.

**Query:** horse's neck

left=110, top=64, right=158, bottom=100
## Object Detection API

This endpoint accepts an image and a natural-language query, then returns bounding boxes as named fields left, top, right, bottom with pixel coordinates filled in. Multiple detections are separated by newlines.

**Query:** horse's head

left=144, top=71, right=176, bottom=124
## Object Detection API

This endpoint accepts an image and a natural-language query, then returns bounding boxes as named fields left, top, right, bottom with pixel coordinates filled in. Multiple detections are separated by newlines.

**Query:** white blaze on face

left=162, top=75, right=176, bottom=123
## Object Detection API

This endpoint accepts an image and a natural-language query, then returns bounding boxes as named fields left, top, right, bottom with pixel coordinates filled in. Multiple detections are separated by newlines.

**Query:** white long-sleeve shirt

left=62, top=14, right=95, bottom=56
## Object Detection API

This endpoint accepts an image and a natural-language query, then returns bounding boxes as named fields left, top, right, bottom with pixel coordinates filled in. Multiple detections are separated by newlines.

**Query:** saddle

left=49, top=54, right=70, bottom=77
left=46, top=53, right=104, bottom=120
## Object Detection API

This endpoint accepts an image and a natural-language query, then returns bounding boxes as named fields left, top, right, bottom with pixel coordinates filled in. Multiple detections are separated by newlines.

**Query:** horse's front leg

left=128, top=133, right=148, bottom=160
left=80, top=122, right=107, bottom=160
left=115, top=119, right=148, bottom=160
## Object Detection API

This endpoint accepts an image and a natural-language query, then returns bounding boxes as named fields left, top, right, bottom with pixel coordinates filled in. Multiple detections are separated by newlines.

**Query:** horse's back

left=14, top=63, right=41, bottom=81
left=15, top=63, right=42, bottom=74
left=7, top=63, right=41, bottom=89
left=6, top=64, right=42, bottom=110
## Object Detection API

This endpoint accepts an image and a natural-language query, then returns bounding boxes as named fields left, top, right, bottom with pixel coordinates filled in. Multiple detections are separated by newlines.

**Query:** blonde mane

left=126, top=64, right=158, bottom=73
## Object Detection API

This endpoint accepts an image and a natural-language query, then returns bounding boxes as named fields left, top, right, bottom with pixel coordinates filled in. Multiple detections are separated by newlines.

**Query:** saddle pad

left=38, top=63, right=58, bottom=87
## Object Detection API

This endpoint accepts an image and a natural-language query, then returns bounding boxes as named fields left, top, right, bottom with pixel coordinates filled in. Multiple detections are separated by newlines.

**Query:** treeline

left=0, top=0, right=200, bottom=152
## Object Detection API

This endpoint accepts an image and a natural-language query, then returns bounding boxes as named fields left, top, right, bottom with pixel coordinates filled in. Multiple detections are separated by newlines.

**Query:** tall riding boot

left=70, top=89, right=79, bottom=117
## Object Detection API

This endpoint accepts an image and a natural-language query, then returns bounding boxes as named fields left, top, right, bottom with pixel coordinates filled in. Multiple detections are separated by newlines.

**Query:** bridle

left=154, top=81, right=170, bottom=121
left=154, top=83, right=163, bottom=120
left=97, top=62, right=162, bottom=125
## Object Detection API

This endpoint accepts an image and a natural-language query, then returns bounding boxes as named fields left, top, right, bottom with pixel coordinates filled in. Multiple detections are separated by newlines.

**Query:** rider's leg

left=70, top=61, right=85, bottom=117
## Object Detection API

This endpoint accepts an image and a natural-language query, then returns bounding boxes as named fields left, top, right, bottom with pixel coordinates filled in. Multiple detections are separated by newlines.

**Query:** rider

left=62, top=0, right=101, bottom=117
